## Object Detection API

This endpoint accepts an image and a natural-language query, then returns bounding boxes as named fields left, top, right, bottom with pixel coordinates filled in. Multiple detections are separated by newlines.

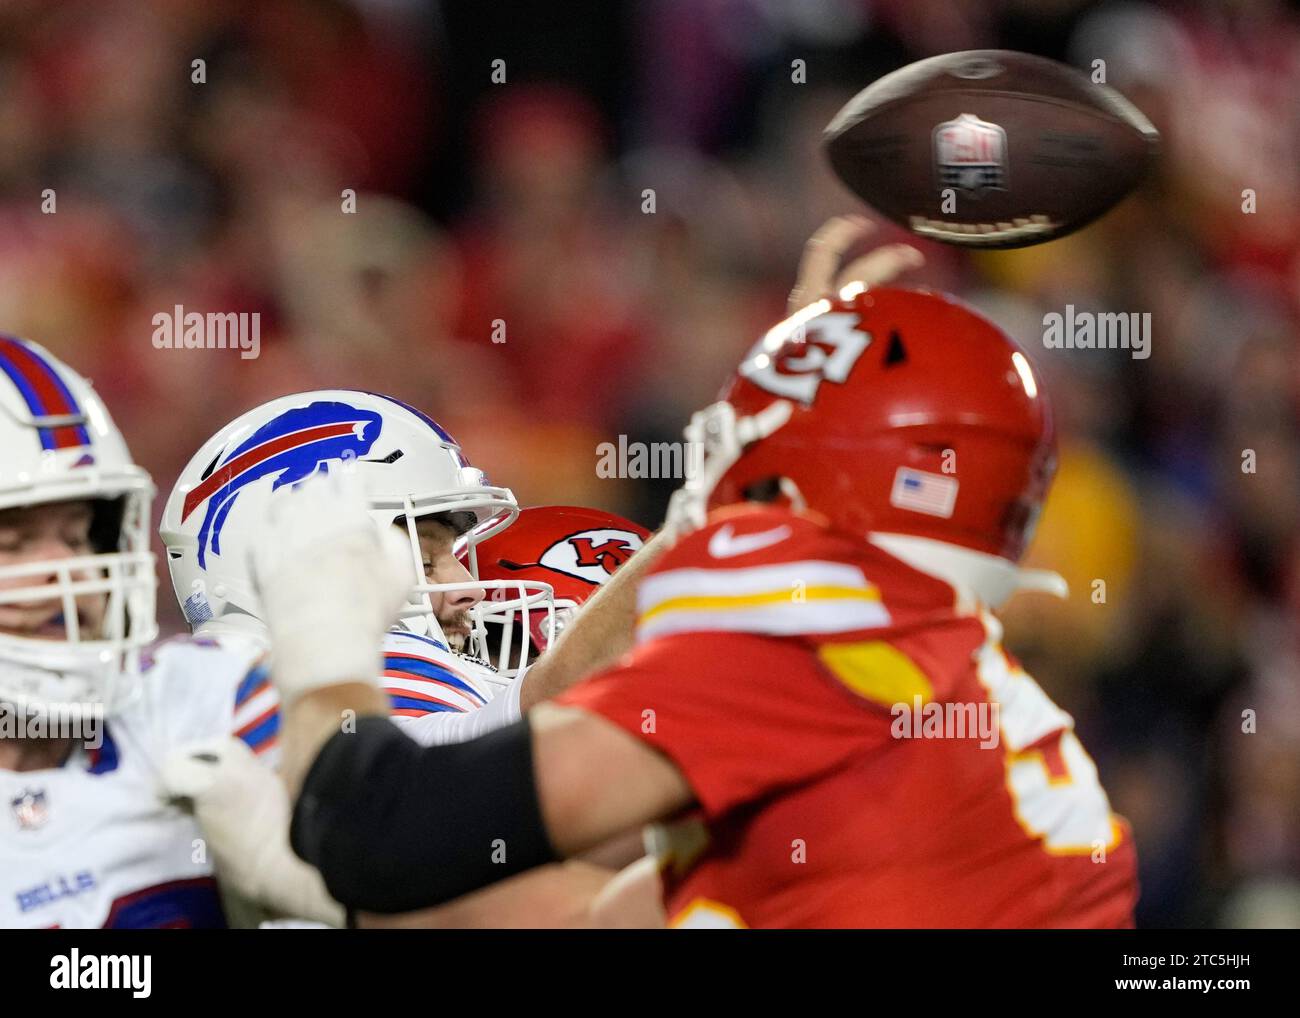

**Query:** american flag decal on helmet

left=890, top=467, right=959, bottom=519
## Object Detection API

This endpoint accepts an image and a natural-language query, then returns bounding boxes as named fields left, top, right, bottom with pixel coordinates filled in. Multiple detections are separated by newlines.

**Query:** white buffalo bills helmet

left=0, top=335, right=157, bottom=717
left=159, top=390, right=540, bottom=655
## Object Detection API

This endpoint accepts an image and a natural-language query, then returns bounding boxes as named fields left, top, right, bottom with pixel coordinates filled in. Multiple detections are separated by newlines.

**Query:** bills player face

left=411, top=514, right=485, bottom=651
left=0, top=502, right=107, bottom=644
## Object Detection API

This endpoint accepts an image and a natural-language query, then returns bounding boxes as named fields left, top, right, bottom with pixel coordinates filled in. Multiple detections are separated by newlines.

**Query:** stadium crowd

left=0, top=0, right=1295, bottom=926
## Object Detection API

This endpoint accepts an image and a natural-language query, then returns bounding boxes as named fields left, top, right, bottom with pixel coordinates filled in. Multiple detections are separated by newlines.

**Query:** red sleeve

left=555, top=630, right=895, bottom=820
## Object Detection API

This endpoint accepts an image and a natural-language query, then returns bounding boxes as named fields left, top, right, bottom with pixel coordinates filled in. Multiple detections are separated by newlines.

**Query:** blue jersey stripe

left=87, top=727, right=120, bottom=774
left=104, top=877, right=227, bottom=929
left=234, top=664, right=270, bottom=708
left=384, top=654, right=487, bottom=704
left=387, top=694, right=463, bottom=714
left=236, top=709, right=280, bottom=751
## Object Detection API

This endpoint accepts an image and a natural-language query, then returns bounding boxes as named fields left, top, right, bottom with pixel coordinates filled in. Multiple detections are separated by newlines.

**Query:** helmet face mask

left=0, top=508, right=157, bottom=718
left=0, top=336, right=159, bottom=719
left=666, top=398, right=795, bottom=534
left=371, top=490, right=519, bottom=652
left=408, top=578, right=556, bottom=683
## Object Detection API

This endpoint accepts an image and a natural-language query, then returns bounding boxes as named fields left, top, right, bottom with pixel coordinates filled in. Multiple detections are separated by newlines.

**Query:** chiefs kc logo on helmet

left=531, top=527, right=647, bottom=583
left=569, top=536, right=636, bottom=575
left=739, top=311, right=872, bottom=404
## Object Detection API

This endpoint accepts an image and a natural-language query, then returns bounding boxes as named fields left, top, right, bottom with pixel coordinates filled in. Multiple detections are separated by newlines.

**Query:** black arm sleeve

left=289, top=715, right=559, bottom=913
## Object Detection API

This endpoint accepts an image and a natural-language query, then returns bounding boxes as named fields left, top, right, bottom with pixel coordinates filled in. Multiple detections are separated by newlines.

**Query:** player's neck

left=0, top=737, right=76, bottom=772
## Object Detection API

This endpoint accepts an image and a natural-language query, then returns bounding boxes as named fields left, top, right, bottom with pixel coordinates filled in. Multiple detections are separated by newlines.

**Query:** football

left=823, top=49, right=1159, bottom=248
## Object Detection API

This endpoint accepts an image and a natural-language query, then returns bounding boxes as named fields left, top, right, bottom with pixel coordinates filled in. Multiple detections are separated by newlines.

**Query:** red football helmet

left=672, top=287, right=1055, bottom=562
left=460, top=505, right=650, bottom=669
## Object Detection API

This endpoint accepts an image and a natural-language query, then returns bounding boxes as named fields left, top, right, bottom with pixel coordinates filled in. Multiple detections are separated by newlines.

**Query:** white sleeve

left=141, top=638, right=259, bottom=757
left=392, top=675, right=524, bottom=746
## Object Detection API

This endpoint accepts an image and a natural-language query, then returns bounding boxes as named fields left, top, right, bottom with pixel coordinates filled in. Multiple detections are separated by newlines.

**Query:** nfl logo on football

left=933, top=113, right=1008, bottom=194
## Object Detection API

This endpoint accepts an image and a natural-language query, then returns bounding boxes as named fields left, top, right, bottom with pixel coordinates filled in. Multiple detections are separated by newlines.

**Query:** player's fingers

left=834, top=244, right=926, bottom=293
left=788, top=214, right=876, bottom=313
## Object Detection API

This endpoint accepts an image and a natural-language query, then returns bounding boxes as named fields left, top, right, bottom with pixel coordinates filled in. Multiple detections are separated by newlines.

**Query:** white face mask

left=0, top=490, right=158, bottom=718
left=401, top=578, right=555, bottom=683
left=666, top=399, right=795, bottom=536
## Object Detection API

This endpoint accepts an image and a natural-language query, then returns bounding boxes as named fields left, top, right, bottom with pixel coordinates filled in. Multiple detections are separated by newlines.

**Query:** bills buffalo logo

left=740, top=311, right=871, bottom=404
left=181, top=402, right=383, bottom=568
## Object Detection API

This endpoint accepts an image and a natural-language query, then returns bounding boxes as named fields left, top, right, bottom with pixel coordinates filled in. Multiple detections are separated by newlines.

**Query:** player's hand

left=248, top=464, right=410, bottom=704
left=787, top=214, right=924, bottom=314
left=161, top=736, right=345, bottom=926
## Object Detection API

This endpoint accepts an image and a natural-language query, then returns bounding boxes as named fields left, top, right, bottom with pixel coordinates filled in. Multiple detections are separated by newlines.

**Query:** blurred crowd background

left=0, top=0, right=1296, bottom=927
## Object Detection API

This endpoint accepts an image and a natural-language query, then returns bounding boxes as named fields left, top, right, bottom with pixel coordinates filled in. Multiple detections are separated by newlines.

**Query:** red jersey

left=557, top=505, right=1138, bottom=928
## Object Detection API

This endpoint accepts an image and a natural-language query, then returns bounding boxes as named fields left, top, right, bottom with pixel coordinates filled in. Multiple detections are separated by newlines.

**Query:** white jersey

left=0, top=637, right=252, bottom=929
left=382, top=630, right=525, bottom=747
left=207, top=624, right=522, bottom=764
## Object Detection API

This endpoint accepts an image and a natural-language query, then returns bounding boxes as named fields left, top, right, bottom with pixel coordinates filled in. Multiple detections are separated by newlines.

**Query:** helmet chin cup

left=394, top=596, right=448, bottom=644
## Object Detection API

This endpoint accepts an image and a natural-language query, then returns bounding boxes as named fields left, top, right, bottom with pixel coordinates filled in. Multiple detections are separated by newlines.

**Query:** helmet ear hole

left=883, top=329, right=908, bottom=366
left=742, top=477, right=785, bottom=504
left=742, top=476, right=807, bottom=513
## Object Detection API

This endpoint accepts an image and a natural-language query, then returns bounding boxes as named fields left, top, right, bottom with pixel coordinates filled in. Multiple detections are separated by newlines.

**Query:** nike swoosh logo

left=707, top=523, right=792, bottom=559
